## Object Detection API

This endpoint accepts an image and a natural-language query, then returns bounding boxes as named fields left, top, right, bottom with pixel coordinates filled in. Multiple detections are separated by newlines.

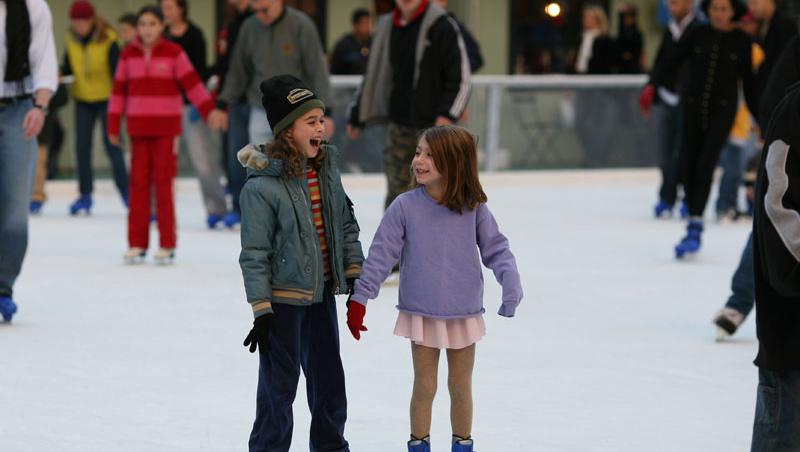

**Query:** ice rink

left=1, top=169, right=758, bottom=451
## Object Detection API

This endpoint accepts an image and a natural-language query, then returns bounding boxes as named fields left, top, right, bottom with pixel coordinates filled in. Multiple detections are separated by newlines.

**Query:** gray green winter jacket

left=237, top=144, right=363, bottom=318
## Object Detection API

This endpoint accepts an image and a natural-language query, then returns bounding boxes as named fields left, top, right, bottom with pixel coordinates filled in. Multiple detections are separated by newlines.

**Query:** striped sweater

left=107, top=37, right=213, bottom=137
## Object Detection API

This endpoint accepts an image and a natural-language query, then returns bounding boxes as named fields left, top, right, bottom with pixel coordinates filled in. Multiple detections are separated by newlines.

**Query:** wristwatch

left=33, top=103, right=48, bottom=114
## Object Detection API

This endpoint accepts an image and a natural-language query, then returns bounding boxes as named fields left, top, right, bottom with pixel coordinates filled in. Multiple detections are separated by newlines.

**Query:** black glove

left=243, top=313, right=274, bottom=355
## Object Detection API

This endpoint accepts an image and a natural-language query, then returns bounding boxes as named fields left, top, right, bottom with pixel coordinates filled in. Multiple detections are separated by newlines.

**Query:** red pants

left=128, top=136, right=178, bottom=249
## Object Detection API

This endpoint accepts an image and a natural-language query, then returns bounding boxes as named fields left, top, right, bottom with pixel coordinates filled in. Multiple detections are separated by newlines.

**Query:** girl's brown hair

left=264, top=129, right=326, bottom=178
left=415, top=125, right=487, bottom=214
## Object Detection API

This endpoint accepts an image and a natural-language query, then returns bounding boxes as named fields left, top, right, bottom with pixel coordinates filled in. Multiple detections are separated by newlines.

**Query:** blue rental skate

left=207, top=213, right=224, bottom=229
left=654, top=201, right=673, bottom=218
left=0, top=296, right=18, bottom=322
left=29, top=200, right=43, bottom=214
left=407, top=436, right=430, bottom=452
left=675, top=220, right=704, bottom=259
left=452, top=436, right=474, bottom=452
left=69, top=194, right=92, bottom=216
left=223, top=211, right=241, bottom=229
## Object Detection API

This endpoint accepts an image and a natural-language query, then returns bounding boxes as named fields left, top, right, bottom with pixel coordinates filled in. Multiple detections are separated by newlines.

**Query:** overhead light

left=545, top=2, right=561, bottom=18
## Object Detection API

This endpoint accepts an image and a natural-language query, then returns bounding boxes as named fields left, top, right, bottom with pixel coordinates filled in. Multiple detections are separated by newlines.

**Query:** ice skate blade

left=154, top=257, right=174, bottom=266
left=124, top=255, right=145, bottom=265
left=715, top=327, right=732, bottom=342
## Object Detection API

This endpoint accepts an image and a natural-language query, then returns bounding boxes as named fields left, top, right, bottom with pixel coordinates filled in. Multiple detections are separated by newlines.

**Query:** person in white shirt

left=0, top=0, right=58, bottom=323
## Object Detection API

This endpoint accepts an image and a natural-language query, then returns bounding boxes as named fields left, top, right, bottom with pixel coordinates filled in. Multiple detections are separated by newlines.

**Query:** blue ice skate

left=207, top=213, right=224, bottom=229
left=408, top=436, right=430, bottom=452
left=69, top=194, right=92, bottom=216
left=0, top=296, right=18, bottom=322
left=452, top=436, right=474, bottom=452
left=29, top=200, right=43, bottom=214
left=679, top=201, right=689, bottom=219
left=675, top=220, right=703, bottom=259
left=654, top=201, right=673, bottom=218
left=223, top=211, right=241, bottom=229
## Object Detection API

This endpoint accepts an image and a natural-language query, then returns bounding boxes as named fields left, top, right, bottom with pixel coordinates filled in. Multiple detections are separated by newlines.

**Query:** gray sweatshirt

left=219, top=7, right=332, bottom=111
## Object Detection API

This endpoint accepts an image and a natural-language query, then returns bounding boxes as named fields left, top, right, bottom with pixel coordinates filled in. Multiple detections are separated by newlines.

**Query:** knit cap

left=260, top=75, right=325, bottom=137
left=69, top=0, right=95, bottom=19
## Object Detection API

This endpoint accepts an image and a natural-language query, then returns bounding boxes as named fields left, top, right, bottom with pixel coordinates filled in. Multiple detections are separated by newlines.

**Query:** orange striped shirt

left=306, top=167, right=331, bottom=280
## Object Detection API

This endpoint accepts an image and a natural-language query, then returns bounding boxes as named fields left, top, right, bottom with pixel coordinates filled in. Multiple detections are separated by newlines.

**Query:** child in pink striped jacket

left=107, top=5, right=214, bottom=265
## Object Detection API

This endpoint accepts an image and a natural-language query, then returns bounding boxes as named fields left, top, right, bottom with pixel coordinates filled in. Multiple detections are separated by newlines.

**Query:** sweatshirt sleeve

left=476, top=204, right=523, bottom=317
left=107, top=52, right=127, bottom=136
left=759, top=139, right=800, bottom=297
left=350, top=198, right=406, bottom=305
left=299, top=15, right=333, bottom=115
left=175, top=49, right=214, bottom=119
left=435, top=16, right=471, bottom=122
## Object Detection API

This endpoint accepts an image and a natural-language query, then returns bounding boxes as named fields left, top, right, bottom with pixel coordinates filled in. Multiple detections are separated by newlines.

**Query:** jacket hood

left=237, top=144, right=284, bottom=177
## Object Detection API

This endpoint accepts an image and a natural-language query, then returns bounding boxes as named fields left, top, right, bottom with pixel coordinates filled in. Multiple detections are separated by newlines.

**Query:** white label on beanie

left=287, top=88, right=314, bottom=104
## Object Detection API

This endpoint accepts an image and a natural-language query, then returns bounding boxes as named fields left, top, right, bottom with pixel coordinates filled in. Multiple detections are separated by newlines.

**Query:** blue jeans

left=248, top=105, right=273, bottom=146
left=716, top=141, right=744, bottom=213
left=725, top=233, right=755, bottom=316
left=654, top=102, right=683, bottom=206
left=226, top=102, right=249, bottom=213
left=751, top=368, right=800, bottom=451
left=74, top=100, right=128, bottom=198
left=249, top=286, right=349, bottom=452
left=0, top=99, right=37, bottom=297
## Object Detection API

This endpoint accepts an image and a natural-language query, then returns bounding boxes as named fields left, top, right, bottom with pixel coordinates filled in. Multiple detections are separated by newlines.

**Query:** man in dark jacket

left=750, top=78, right=800, bottom=452
left=347, top=0, right=471, bottom=210
left=330, top=8, right=372, bottom=75
left=639, top=0, right=699, bottom=218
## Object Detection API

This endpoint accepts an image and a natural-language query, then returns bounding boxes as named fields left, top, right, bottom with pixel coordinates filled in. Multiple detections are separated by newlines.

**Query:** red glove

left=346, top=300, right=368, bottom=340
left=639, top=84, right=656, bottom=116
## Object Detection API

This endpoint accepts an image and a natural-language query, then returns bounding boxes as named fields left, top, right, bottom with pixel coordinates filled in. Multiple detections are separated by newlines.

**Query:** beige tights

left=410, top=342, right=476, bottom=440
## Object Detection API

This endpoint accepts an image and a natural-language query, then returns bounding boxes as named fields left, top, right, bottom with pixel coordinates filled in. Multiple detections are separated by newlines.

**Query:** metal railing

left=330, top=74, right=653, bottom=172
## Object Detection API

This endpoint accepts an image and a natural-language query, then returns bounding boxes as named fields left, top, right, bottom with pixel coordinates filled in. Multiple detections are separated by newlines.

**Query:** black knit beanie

left=260, top=75, right=326, bottom=137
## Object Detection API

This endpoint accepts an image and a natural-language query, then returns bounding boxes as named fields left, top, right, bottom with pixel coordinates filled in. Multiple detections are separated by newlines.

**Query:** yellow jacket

left=65, top=26, right=117, bottom=102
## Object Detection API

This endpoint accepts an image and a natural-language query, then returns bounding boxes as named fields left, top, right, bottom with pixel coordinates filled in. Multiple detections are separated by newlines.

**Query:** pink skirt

left=393, top=311, right=486, bottom=349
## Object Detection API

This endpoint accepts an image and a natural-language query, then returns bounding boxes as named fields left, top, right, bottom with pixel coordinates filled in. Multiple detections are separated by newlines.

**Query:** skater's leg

left=750, top=368, right=800, bottom=451
left=128, top=138, right=153, bottom=249
left=446, top=344, right=476, bottom=440
left=181, top=106, right=226, bottom=216
left=250, top=303, right=305, bottom=452
left=227, top=102, right=250, bottom=214
left=684, top=110, right=736, bottom=218
left=383, top=123, right=418, bottom=210
left=249, top=105, right=273, bottom=145
left=655, top=103, right=681, bottom=206
left=74, top=101, right=95, bottom=196
left=302, top=287, right=349, bottom=452
left=99, top=101, right=129, bottom=200
left=152, top=137, right=178, bottom=249
left=31, top=145, right=49, bottom=203
left=716, top=141, right=743, bottom=215
left=726, top=233, right=755, bottom=316
left=0, top=99, right=36, bottom=298
left=410, top=343, right=441, bottom=440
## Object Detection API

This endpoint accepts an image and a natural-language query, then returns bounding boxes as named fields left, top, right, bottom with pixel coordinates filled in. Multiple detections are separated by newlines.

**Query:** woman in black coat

left=651, top=0, right=757, bottom=258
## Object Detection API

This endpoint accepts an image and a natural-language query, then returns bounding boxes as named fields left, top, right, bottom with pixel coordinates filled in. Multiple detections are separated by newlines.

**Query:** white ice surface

left=1, top=170, right=758, bottom=451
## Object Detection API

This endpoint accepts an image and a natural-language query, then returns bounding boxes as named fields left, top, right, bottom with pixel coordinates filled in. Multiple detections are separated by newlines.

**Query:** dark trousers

left=751, top=368, right=800, bottom=451
left=680, top=105, right=737, bottom=217
left=249, top=287, right=349, bottom=452
left=654, top=103, right=683, bottom=205
left=74, top=100, right=128, bottom=198
left=725, top=232, right=755, bottom=316
left=226, top=102, right=250, bottom=214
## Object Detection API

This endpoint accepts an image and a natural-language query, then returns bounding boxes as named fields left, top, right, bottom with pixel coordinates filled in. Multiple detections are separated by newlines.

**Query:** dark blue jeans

left=226, top=102, right=249, bottom=214
left=249, top=287, right=349, bottom=452
left=654, top=102, right=683, bottom=206
left=716, top=141, right=744, bottom=213
left=74, top=100, right=128, bottom=198
left=0, top=99, right=36, bottom=298
left=725, top=233, right=754, bottom=317
left=751, top=368, right=800, bottom=451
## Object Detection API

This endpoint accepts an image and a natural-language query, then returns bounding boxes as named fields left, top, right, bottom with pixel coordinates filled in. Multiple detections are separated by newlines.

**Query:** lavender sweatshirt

left=351, top=187, right=523, bottom=319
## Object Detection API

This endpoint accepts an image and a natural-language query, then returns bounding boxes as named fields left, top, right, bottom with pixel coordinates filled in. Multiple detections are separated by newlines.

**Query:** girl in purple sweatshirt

left=346, top=125, right=523, bottom=452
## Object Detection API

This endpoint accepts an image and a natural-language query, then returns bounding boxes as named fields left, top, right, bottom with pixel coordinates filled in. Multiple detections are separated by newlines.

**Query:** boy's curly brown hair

left=263, top=129, right=326, bottom=178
